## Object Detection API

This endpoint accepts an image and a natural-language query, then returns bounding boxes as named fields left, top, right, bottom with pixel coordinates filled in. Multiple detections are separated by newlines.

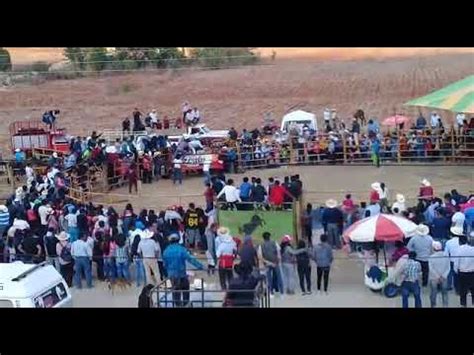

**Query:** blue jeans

left=401, top=281, right=422, bottom=308
left=266, top=265, right=284, bottom=294
left=68, top=227, right=80, bottom=243
left=173, top=168, right=182, bottom=184
left=104, top=257, right=116, bottom=281
left=134, top=257, right=146, bottom=287
left=116, top=261, right=130, bottom=281
left=203, top=171, right=211, bottom=185
left=74, top=257, right=93, bottom=288
left=447, top=262, right=459, bottom=292
left=430, top=279, right=448, bottom=307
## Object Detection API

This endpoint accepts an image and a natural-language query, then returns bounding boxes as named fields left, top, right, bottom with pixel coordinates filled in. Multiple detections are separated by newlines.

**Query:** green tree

left=190, top=47, right=257, bottom=69
left=63, top=47, right=86, bottom=70
left=85, top=47, right=108, bottom=71
left=0, top=47, right=12, bottom=72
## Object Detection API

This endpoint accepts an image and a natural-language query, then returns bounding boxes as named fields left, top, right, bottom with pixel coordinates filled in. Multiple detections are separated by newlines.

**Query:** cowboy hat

left=56, top=232, right=70, bottom=241
left=105, top=146, right=118, bottom=154
left=141, top=229, right=154, bottom=239
left=281, top=235, right=292, bottom=243
left=168, top=233, right=180, bottom=241
left=52, top=152, right=58, bottom=158
left=0, top=205, right=8, bottom=213
left=192, top=279, right=206, bottom=290
left=15, top=148, right=21, bottom=153
left=450, top=226, right=465, bottom=236
left=416, top=224, right=430, bottom=236
left=371, top=182, right=381, bottom=190
left=153, top=151, right=162, bottom=157
left=420, top=179, right=431, bottom=187
left=396, top=194, right=406, bottom=204
left=217, top=227, right=230, bottom=236
left=432, top=241, right=442, bottom=251
left=325, top=199, right=338, bottom=209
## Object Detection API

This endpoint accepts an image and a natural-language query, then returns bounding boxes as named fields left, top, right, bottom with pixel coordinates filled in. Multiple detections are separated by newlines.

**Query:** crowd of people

left=3, top=105, right=474, bottom=308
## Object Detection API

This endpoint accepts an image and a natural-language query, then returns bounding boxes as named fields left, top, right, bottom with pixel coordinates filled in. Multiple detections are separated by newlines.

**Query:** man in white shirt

left=38, top=201, right=52, bottom=234
left=453, top=234, right=474, bottom=307
left=445, top=226, right=462, bottom=292
left=202, top=158, right=211, bottom=185
left=137, top=230, right=161, bottom=285
left=456, top=112, right=465, bottom=133
left=216, top=179, right=241, bottom=210
left=428, top=241, right=450, bottom=307
left=25, top=164, right=35, bottom=180
left=150, top=109, right=159, bottom=128
left=172, top=156, right=183, bottom=185
left=451, top=209, right=466, bottom=229
left=71, top=234, right=93, bottom=288
left=430, top=111, right=440, bottom=129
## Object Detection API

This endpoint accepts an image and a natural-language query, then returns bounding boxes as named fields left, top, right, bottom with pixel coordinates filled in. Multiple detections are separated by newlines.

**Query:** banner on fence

left=217, top=209, right=295, bottom=242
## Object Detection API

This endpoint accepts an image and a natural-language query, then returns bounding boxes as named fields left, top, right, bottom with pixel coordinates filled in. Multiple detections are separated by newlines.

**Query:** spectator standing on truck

left=122, top=117, right=131, bottom=133
left=182, top=101, right=191, bottom=124
left=133, top=108, right=144, bottom=132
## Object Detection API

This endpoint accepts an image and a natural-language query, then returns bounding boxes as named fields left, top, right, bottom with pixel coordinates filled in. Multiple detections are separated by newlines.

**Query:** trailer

left=9, top=121, right=69, bottom=156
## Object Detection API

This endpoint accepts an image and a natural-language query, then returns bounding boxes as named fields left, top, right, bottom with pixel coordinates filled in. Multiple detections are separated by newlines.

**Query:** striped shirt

left=401, top=259, right=422, bottom=283
left=0, top=211, right=10, bottom=227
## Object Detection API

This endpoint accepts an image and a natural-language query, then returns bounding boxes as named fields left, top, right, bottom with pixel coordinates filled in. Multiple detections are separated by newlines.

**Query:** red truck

left=9, top=121, right=70, bottom=155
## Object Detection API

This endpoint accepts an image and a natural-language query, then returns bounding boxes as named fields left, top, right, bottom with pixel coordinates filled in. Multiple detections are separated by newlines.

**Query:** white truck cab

left=280, top=110, right=318, bottom=133
left=0, top=261, right=72, bottom=308
left=169, top=124, right=229, bottom=142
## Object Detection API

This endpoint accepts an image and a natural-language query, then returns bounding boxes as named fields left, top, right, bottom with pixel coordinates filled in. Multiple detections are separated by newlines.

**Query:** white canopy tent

left=280, top=110, right=317, bottom=132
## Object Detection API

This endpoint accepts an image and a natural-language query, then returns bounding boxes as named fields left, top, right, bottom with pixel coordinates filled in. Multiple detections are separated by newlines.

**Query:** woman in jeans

left=295, top=239, right=312, bottom=295
left=312, top=234, right=334, bottom=294
left=114, top=234, right=130, bottom=281
left=280, top=235, right=297, bottom=295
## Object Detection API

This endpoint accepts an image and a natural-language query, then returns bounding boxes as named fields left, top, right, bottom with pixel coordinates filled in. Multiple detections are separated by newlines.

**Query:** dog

left=106, top=279, right=133, bottom=295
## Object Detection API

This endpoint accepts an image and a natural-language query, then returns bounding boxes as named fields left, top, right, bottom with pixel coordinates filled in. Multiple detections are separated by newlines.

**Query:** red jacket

left=269, top=185, right=287, bottom=206
left=369, top=190, right=380, bottom=204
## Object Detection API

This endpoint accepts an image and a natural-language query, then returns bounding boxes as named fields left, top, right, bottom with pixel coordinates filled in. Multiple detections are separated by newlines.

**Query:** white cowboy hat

left=56, top=232, right=70, bottom=241
left=420, top=179, right=431, bottom=187
left=416, top=224, right=430, bottom=236
left=15, top=148, right=21, bottom=153
left=15, top=187, right=23, bottom=195
left=141, top=229, right=154, bottom=239
left=0, top=205, right=8, bottom=213
left=432, top=241, right=442, bottom=251
left=168, top=233, right=180, bottom=241
left=153, top=151, right=162, bottom=157
left=325, top=199, right=338, bottom=209
left=52, top=152, right=58, bottom=158
left=371, top=182, right=381, bottom=190
left=450, top=226, right=465, bottom=236
left=105, top=146, right=118, bottom=154
left=192, top=279, right=206, bottom=290
left=396, top=194, right=406, bottom=204
left=217, top=227, right=230, bottom=236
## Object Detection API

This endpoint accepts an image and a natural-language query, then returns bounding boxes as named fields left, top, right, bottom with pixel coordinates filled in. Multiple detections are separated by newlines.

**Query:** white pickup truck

left=169, top=124, right=229, bottom=144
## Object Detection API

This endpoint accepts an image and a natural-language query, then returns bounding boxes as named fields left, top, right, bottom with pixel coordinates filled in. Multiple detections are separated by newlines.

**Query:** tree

left=64, top=47, right=86, bottom=70
left=190, top=47, right=257, bottom=69
left=0, top=47, right=12, bottom=72
left=85, top=47, right=108, bottom=71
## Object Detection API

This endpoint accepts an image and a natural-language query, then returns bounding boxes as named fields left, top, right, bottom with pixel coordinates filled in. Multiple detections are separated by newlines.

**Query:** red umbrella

left=382, top=115, right=411, bottom=127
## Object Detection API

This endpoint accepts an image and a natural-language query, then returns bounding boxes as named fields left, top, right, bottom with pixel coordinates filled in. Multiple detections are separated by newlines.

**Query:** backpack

left=60, top=244, right=73, bottom=263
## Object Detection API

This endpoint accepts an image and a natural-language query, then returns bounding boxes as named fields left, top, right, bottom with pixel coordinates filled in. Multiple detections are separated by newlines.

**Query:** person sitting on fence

left=216, top=179, right=241, bottom=210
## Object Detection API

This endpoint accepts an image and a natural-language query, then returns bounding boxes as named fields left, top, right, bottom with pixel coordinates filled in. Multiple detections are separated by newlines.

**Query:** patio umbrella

left=343, top=214, right=418, bottom=271
left=404, top=75, right=474, bottom=113
left=382, top=115, right=411, bottom=127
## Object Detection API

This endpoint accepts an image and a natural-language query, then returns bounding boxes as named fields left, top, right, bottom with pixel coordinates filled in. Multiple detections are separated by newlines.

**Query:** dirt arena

left=1, top=48, right=473, bottom=153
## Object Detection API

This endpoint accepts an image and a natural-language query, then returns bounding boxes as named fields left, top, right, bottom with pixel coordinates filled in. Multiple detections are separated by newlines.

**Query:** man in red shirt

left=269, top=180, right=293, bottom=210
left=370, top=182, right=381, bottom=204
left=203, top=183, right=215, bottom=211
left=419, top=179, right=434, bottom=201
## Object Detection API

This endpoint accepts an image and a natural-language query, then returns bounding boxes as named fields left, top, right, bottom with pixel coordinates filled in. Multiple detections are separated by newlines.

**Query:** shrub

left=0, top=48, right=12, bottom=72
left=190, top=47, right=258, bottom=69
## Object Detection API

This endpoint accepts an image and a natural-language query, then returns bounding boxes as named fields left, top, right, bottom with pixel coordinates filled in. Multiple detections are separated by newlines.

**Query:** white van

left=0, top=261, right=72, bottom=308
left=280, top=110, right=318, bottom=133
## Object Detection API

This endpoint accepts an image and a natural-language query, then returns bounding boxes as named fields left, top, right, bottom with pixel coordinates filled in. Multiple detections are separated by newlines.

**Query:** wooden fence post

left=342, top=134, right=347, bottom=163
left=451, top=128, right=455, bottom=162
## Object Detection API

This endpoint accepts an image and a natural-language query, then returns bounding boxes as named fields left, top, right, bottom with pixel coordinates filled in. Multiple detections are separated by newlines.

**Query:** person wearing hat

left=163, top=233, right=204, bottom=307
left=137, top=229, right=161, bottom=286
left=452, top=233, right=474, bottom=307
left=445, top=226, right=463, bottom=293
left=56, top=231, right=73, bottom=286
left=215, top=227, right=237, bottom=290
left=399, top=251, right=423, bottom=308
left=431, top=208, right=451, bottom=244
left=428, top=241, right=450, bottom=307
left=419, top=179, right=434, bottom=201
left=407, top=224, right=434, bottom=287
left=391, top=194, right=406, bottom=215
left=322, top=199, right=343, bottom=249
